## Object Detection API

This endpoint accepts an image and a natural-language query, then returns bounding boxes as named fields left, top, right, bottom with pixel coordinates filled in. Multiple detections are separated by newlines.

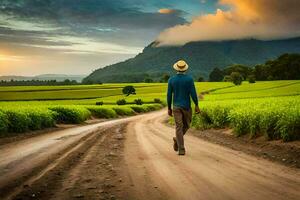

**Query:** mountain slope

left=84, top=37, right=300, bottom=83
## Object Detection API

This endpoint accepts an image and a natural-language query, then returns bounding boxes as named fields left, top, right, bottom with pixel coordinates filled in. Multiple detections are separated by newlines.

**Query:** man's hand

left=195, top=105, right=201, bottom=114
left=168, top=109, right=173, bottom=117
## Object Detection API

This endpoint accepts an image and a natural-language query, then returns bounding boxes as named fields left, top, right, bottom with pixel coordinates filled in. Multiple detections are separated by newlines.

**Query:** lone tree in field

left=122, top=85, right=136, bottom=96
left=230, top=72, right=243, bottom=85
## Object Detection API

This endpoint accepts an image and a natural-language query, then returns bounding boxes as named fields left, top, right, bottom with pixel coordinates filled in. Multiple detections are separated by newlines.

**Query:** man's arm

left=190, top=80, right=200, bottom=113
left=167, top=79, right=173, bottom=116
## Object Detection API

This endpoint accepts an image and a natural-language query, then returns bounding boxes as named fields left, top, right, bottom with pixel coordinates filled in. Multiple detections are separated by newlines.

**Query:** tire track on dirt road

left=0, top=115, right=143, bottom=200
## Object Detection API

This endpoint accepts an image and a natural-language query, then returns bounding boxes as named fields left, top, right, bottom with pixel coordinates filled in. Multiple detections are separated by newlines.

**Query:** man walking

left=167, top=60, right=200, bottom=155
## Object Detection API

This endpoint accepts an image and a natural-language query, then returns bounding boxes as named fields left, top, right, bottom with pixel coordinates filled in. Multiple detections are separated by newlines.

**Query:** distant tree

left=0, top=79, right=80, bottom=86
left=247, top=75, right=256, bottom=83
left=230, top=72, right=243, bottom=85
left=223, top=75, right=231, bottom=82
left=254, top=64, right=270, bottom=80
left=197, top=76, right=205, bottom=82
left=82, top=79, right=94, bottom=84
left=63, top=79, right=71, bottom=84
left=268, top=53, right=300, bottom=80
left=144, top=78, right=153, bottom=83
left=122, top=85, right=136, bottom=96
left=254, top=53, right=300, bottom=80
left=161, top=74, right=170, bottom=83
left=267, top=75, right=274, bottom=81
left=223, top=64, right=252, bottom=80
left=209, top=67, right=224, bottom=82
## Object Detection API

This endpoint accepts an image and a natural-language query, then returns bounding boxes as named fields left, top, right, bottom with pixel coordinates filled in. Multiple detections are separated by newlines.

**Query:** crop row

left=192, top=96, right=300, bottom=141
left=0, top=104, right=163, bottom=136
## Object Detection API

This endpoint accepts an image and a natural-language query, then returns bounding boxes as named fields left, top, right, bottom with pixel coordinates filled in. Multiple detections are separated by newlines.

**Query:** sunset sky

left=0, top=0, right=299, bottom=76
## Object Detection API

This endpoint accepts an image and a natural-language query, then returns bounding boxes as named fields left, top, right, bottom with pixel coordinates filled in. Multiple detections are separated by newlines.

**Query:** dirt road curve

left=1, top=110, right=300, bottom=200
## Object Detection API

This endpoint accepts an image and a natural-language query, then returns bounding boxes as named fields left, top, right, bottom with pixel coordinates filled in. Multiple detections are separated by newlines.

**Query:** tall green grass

left=49, top=106, right=91, bottom=124
left=0, top=103, right=164, bottom=136
left=192, top=96, right=300, bottom=141
left=86, top=106, right=117, bottom=118
left=0, top=107, right=56, bottom=134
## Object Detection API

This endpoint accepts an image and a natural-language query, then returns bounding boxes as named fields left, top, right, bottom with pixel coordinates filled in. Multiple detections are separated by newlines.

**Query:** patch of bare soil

left=189, top=128, right=300, bottom=168
left=10, top=124, right=127, bottom=200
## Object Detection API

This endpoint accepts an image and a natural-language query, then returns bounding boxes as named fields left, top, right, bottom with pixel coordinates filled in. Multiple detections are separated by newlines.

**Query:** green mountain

left=84, top=37, right=300, bottom=83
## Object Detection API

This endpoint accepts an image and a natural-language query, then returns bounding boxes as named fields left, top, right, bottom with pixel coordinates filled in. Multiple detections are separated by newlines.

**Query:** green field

left=192, top=80, right=300, bottom=141
left=0, top=80, right=299, bottom=141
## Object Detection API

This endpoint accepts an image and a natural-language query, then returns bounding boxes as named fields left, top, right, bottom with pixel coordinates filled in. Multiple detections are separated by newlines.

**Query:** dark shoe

left=178, top=148, right=185, bottom=156
left=173, top=137, right=178, bottom=152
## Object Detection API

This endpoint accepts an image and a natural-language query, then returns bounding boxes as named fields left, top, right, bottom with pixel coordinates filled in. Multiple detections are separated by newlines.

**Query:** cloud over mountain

left=157, top=0, right=300, bottom=46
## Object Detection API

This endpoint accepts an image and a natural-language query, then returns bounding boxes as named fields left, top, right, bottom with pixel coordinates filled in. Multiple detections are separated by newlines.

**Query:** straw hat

left=173, top=60, right=189, bottom=72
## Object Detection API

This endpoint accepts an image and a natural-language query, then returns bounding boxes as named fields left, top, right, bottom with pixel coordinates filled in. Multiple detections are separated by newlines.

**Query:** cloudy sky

left=0, top=0, right=299, bottom=76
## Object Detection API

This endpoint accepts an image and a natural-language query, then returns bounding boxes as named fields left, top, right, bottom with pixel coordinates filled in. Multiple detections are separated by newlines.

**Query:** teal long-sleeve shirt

left=167, top=74, right=199, bottom=110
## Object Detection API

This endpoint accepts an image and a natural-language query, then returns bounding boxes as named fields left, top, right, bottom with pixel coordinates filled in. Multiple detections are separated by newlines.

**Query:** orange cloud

left=157, top=0, right=300, bottom=46
left=158, top=9, right=178, bottom=14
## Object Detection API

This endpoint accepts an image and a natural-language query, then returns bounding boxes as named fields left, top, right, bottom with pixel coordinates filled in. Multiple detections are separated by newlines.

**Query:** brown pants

left=173, top=107, right=192, bottom=150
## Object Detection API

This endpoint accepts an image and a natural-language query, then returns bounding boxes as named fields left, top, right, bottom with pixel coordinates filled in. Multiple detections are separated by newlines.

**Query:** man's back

left=167, top=74, right=198, bottom=110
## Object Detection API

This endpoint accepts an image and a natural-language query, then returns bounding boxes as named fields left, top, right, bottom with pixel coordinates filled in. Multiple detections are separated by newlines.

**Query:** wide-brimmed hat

left=173, top=60, right=189, bottom=72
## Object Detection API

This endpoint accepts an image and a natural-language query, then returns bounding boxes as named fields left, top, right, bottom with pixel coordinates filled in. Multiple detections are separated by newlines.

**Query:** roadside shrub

left=130, top=106, right=147, bottom=113
left=191, top=109, right=212, bottom=130
left=95, top=101, right=103, bottom=106
left=259, top=109, right=281, bottom=140
left=247, top=111, right=261, bottom=138
left=116, top=99, right=126, bottom=105
left=0, top=108, right=56, bottom=134
left=145, top=104, right=162, bottom=111
left=154, top=98, right=162, bottom=103
left=0, top=111, right=8, bottom=134
left=49, top=106, right=91, bottom=124
left=276, top=109, right=300, bottom=141
left=86, top=106, right=117, bottom=118
left=27, top=109, right=56, bottom=130
left=113, top=107, right=135, bottom=116
left=191, top=97, right=300, bottom=141
left=228, top=109, right=250, bottom=136
left=134, top=99, right=143, bottom=105
left=4, top=110, right=31, bottom=133
left=206, top=106, right=230, bottom=128
left=41, top=110, right=57, bottom=128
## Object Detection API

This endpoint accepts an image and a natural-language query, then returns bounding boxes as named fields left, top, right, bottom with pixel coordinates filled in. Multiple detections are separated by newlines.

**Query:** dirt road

left=1, top=110, right=300, bottom=200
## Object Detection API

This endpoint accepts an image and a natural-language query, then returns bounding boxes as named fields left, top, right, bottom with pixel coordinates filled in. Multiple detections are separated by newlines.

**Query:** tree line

left=0, top=79, right=82, bottom=86
left=206, top=53, right=300, bottom=85
left=2, top=53, right=298, bottom=86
